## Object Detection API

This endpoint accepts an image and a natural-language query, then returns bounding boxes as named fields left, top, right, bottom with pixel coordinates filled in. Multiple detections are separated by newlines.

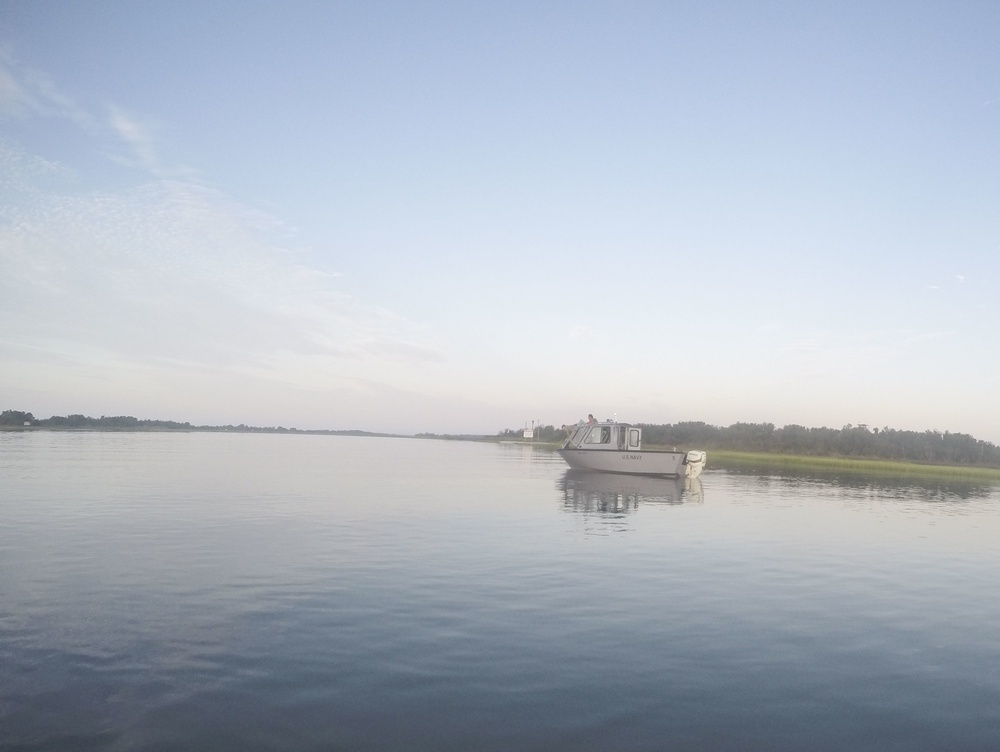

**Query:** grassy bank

left=707, top=449, right=1000, bottom=482
left=502, top=440, right=1000, bottom=481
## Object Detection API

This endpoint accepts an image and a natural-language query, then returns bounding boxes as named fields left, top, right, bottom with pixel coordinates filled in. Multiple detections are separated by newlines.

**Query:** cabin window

left=629, top=429, right=640, bottom=446
left=584, top=426, right=611, bottom=444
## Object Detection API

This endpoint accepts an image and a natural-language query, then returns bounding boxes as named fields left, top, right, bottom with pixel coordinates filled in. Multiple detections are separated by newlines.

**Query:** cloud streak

left=108, top=107, right=161, bottom=174
left=0, top=51, right=462, bottom=430
left=0, top=137, right=447, bottom=418
left=0, top=47, right=92, bottom=126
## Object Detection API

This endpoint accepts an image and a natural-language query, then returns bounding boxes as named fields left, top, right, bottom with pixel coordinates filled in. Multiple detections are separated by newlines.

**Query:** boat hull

left=558, top=448, right=705, bottom=478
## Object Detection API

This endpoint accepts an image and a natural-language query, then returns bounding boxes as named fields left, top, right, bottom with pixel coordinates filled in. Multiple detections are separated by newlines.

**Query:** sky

left=1, top=2, right=999, bottom=439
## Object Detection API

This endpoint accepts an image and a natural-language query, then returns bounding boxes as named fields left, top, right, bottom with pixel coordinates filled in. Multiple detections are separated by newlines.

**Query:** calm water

left=3, top=432, right=1000, bottom=751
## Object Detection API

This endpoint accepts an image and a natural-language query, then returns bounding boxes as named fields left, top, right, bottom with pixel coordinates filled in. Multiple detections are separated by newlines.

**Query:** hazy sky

left=2, top=2, right=999, bottom=438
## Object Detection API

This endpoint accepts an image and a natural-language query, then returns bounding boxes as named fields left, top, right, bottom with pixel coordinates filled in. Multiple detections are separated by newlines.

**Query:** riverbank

left=495, top=440, right=1000, bottom=481
left=706, top=449, right=1000, bottom=482
left=8, top=425, right=1000, bottom=481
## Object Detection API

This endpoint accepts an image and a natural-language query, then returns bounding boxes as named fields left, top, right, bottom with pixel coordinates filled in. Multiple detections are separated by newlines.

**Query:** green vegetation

left=0, top=409, right=394, bottom=437
left=708, top=449, right=1000, bottom=482
left=8, top=408, right=1000, bottom=474
left=499, top=420, right=1000, bottom=471
left=0, top=410, right=36, bottom=426
left=637, top=421, right=1000, bottom=469
left=1, top=411, right=197, bottom=430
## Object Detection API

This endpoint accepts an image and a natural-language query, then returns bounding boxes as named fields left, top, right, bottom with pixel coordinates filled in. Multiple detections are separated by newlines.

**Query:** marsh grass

left=512, top=439, right=1000, bottom=484
left=708, top=449, right=1000, bottom=482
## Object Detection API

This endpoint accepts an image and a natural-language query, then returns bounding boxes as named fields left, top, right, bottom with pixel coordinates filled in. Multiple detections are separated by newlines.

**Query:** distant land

left=496, top=421, right=1000, bottom=469
left=0, top=410, right=404, bottom=438
left=0, top=409, right=495, bottom=442
left=4, top=410, right=1000, bottom=469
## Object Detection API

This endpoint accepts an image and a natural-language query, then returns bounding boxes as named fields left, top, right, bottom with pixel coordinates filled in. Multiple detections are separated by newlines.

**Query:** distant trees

left=2, top=411, right=194, bottom=431
left=8, top=406, right=1000, bottom=469
left=43, top=414, right=125, bottom=428
left=0, top=410, right=35, bottom=425
left=497, top=419, right=1000, bottom=467
left=636, top=421, right=1000, bottom=468
left=0, top=409, right=361, bottom=435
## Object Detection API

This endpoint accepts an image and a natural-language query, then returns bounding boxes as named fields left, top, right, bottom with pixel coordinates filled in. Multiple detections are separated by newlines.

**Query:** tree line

left=636, top=421, right=1000, bottom=468
left=1, top=410, right=293, bottom=433
left=0, top=409, right=393, bottom=436
left=499, top=420, right=1000, bottom=468
left=1, top=411, right=196, bottom=430
left=9, top=409, right=999, bottom=468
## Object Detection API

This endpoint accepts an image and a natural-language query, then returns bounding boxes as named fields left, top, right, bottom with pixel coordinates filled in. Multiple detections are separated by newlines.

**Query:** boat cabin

left=562, top=422, right=642, bottom=452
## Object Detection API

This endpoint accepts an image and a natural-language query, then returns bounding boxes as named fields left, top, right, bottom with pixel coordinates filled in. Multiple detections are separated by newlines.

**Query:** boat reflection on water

left=559, top=469, right=704, bottom=516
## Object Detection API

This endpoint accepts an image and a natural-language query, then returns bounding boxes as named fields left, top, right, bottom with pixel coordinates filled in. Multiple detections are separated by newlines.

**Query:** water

left=3, top=432, right=1000, bottom=751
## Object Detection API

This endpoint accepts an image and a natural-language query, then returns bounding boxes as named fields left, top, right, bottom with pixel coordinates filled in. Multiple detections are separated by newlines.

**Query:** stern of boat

left=684, top=450, right=707, bottom=479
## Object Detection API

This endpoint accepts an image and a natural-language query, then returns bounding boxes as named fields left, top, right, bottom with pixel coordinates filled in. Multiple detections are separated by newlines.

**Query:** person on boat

left=587, top=414, right=597, bottom=424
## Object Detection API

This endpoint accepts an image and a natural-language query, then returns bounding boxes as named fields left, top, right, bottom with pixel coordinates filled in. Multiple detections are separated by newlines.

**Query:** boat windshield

left=564, top=425, right=590, bottom=449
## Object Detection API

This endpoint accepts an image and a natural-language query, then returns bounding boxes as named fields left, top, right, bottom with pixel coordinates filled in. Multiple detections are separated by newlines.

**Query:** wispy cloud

left=1, top=49, right=196, bottom=181
left=0, top=52, right=448, bottom=391
left=108, top=107, right=161, bottom=174
left=0, top=137, right=447, bottom=402
left=0, top=47, right=92, bottom=126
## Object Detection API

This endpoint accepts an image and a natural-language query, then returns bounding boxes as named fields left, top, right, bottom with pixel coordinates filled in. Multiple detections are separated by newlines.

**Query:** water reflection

left=559, top=470, right=704, bottom=516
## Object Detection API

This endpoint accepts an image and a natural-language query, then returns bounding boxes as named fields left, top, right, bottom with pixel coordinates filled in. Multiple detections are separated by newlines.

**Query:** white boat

left=558, top=421, right=706, bottom=478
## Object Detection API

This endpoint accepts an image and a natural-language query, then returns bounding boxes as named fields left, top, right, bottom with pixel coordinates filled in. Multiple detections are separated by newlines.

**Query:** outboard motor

left=684, top=450, right=707, bottom=478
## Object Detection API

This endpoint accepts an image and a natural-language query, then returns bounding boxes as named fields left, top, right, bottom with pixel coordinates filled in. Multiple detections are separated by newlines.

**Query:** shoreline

left=7, top=426, right=1000, bottom=479
left=502, top=439, right=1000, bottom=480
left=705, top=449, right=1000, bottom=481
